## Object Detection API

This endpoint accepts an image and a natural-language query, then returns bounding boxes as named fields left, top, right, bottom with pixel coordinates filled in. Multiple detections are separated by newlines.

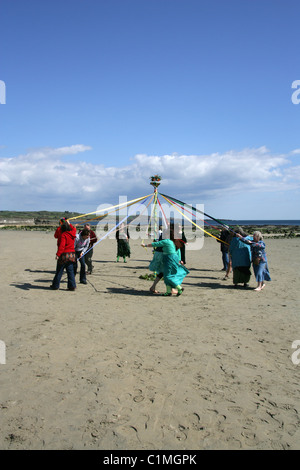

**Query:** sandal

left=161, top=292, right=172, bottom=296
left=176, top=288, right=184, bottom=296
left=149, top=288, right=160, bottom=294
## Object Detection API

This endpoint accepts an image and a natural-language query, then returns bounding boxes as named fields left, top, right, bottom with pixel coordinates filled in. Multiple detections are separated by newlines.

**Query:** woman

left=50, top=220, right=77, bottom=291
left=237, top=231, right=271, bottom=291
left=148, top=232, right=164, bottom=294
left=229, top=227, right=252, bottom=288
left=116, top=223, right=131, bottom=262
left=142, top=226, right=189, bottom=296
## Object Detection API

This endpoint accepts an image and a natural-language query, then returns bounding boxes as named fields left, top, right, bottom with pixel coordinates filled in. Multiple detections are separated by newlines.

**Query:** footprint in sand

left=133, top=389, right=144, bottom=403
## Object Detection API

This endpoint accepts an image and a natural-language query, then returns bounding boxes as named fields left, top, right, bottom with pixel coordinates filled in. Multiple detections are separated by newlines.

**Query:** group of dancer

left=50, top=219, right=132, bottom=291
left=50, top=216, right=271, bottom=295
left=50, top=218, right=97, bottom=291
left=141, top=224, right=189, bottom=296
left=217, top=226, right=271, bottom=292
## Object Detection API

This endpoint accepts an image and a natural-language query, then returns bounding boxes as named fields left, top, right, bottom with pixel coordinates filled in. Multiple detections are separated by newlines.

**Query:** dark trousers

left=85, top=248, right=93, bottom=272
left=52, top=261, right=76, bottom=289
left=75, top=251, right=87, bottom=282
left=222, top=251, right=229, bottom=271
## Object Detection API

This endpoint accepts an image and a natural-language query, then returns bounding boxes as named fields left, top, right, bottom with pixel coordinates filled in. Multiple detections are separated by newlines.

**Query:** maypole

left=149, top=174, right=162, bottom=240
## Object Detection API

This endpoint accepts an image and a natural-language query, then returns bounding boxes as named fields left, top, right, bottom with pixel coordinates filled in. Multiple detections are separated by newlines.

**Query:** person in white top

left=74, top=228, right=90, bottom=284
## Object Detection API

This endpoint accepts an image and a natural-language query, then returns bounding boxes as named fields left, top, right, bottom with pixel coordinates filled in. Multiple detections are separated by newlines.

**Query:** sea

left=214, top=220, right=300, bottom=226
left=88, top=218, right=300, bottom=227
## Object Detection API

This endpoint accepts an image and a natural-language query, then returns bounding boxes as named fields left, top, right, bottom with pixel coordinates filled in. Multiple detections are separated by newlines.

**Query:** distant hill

left=0, top=210, right=82, bottom=220
left=0, top=210, right=83, bottom=228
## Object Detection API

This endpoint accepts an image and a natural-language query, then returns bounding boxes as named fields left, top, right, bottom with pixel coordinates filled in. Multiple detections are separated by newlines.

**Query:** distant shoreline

left=0, top=223, right=299, bottom=238
left=0, top=211, right=299, bottom=237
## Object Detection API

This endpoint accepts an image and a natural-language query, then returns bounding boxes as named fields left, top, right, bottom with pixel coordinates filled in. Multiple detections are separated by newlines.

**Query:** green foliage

left=0, top=210, right=81, bottom=220
left=139, top=273, right=157, bottom=281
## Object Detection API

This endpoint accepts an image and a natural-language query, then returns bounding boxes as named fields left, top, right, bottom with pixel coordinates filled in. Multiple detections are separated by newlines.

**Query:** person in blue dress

left=236, top=230, right=271, bottom=291
left=229, top=227, right=252, bottom=287
left=142, top=225, right=189, bottom=296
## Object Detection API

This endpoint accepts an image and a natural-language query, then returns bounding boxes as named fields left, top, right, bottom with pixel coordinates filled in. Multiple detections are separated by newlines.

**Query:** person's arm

left=236, top=233, right=252, bottom=245
left=90, top=231, right=97, bottom=243
left=80, top=237, right=90, bottom=256
left=74, top=234, right=80, bottom=251
left=69, top=224, right=77, bottom=236
left=56, top=234, right=66, bottom=258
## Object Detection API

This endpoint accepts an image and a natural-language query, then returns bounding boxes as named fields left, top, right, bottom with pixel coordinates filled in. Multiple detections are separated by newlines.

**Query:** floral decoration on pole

left=149, top=174, right=162, bottom=190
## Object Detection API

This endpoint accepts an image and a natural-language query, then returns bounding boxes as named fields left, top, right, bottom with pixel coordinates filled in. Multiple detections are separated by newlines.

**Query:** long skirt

left=117, top=239, right=131, bottom=257
left=163, top=253, right=189, bottom=288
left=253, top=261, right=271, bottom=282
left=233, top=266, right=251, bottom=285
left=149, top=251, right=164, bottom=274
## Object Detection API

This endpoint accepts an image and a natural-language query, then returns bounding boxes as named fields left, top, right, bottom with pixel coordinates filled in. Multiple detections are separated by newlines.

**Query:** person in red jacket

left=54, top=217, right=67, bottom=247
left=50, top=220, right=77, bottom=291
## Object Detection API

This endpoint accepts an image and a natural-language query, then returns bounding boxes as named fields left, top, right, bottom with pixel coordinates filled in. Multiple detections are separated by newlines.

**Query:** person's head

left=60, top=220, right=71, bottom=232
left=84, top=224, right=91, bottom=230
left=80, top=228, right=90, bottom=239
left=253, top=231, right=263, bottom=242
left=235, top=227, right=247, bottom=237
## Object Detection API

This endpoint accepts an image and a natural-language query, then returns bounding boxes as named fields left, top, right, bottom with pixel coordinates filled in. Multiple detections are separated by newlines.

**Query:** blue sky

left=0, top=0, right=299, bottom=219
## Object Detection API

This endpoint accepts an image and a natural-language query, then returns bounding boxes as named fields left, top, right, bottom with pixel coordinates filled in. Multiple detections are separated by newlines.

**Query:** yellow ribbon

left=68, top=194, right=152, bottom=221
left=160, top=194, right=228, bottom=244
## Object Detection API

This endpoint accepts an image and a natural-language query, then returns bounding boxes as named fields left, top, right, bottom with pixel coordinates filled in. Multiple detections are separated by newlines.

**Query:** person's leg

left=254, top=263, right=264, bottom=291
left=221, top=252, right=226, bottom=270
left=79, top=256, right=87, bottom=283
left=66, top=262, right=76, bottom=290
left=161, top=285, right=172, bottom=296
left=85, top=249, right=93, bottom=273
left=150, top=273, right=163, bottom=293
left=51, top=262, right=65, bottom=289
left=74, top=252, right=80, bottom=277
left=175, top=285, right=184, bottom=295
left=254, top=282, right=263, bottom=291
left=223, top=251, right=229, bottom=271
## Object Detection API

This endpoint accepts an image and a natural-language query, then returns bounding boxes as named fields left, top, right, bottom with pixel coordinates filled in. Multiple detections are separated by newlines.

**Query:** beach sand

left=0, top=230, right=299, bottom=450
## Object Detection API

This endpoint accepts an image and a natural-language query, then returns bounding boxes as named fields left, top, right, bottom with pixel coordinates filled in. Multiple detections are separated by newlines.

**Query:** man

left=82, top=223, right=98, bottom=274
left=217, top=227, right=230, bottom=271
left=74, top=228, right=90, bottom=284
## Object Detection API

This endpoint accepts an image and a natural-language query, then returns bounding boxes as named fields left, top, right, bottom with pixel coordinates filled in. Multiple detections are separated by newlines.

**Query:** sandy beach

left=0, top=230, right=299, bottom=450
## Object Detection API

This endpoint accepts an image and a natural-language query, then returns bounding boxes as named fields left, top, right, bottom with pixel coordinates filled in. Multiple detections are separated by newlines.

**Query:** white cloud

left=0, top=144, right=299, bottom=218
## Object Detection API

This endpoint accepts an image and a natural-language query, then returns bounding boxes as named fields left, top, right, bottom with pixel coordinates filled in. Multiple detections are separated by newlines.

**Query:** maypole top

left=150, top=174, right=162, bottom=191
